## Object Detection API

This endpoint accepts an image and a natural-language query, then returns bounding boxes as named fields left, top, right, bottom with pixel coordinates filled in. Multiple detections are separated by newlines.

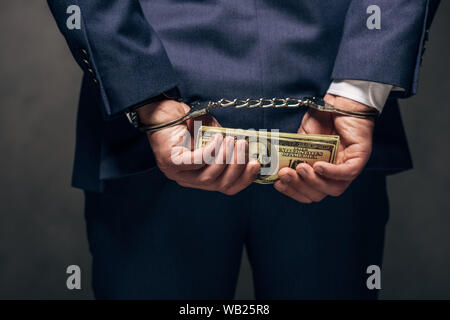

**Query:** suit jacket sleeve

left=332, top=0, right=440, bottom=98
left=47, top=0, right=178, bottom=118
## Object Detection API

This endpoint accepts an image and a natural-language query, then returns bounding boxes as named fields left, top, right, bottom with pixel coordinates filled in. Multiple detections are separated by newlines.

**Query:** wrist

left=324, top=93, right=376, bottom=114
left=136, top=99, right=189, bottom=126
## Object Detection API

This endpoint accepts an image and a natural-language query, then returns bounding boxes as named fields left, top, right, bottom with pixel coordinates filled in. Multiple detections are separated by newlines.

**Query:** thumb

left=186, top=114, right=221, bottom=134
left=298, top=109, right=334, bottom=135
left=203, top=114, right=221, bottom=127
left=297, top=111, right=309, bottom=134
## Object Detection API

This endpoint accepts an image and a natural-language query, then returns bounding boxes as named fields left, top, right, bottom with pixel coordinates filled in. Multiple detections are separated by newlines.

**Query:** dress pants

left=84, top=167, right=389, bottom=299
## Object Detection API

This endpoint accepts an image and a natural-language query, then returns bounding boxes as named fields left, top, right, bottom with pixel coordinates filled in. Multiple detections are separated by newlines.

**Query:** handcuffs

left=126, top=97, right=379, bottom=133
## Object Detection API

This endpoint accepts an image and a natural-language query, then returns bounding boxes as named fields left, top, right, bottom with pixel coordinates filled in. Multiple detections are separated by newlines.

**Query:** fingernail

left=251, top=164, right=260, bottom=174
left=298, top=168, right=307, bottom=178
left=280, top=175, right=292, bottom=184
left=315, top=166, right=324, bottom=175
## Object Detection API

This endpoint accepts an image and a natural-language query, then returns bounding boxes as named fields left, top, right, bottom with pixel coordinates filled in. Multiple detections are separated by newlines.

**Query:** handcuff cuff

left=126, top=96, right=379, bottom=133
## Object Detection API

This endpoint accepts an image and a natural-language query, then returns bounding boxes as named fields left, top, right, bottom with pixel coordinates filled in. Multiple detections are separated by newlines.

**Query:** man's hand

left=274, top=94, right=375, bottom=203
left=138, top=99, right=260, bottom=195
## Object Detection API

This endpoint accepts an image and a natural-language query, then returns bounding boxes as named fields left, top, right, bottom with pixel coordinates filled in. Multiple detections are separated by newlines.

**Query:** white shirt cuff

left=327, top=80, right=395, bottom=113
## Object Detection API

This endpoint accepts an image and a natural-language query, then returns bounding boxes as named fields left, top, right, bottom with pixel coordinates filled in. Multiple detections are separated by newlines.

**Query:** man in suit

left=48, top=0, right=439, bottom=299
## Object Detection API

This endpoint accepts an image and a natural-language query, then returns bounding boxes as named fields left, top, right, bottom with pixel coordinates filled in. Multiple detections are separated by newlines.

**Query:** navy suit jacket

left=48, top=0, right=439, bottom=192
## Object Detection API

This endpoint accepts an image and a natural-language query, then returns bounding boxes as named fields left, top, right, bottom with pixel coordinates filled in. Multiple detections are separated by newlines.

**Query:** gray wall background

left=0, top=1, right=449, bottom=300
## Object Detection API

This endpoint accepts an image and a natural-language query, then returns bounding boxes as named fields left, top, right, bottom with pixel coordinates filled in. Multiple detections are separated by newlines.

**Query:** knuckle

left=283, top=188, right=295, bottom=197
left=220, top=182, right=234, bottom=192
left=199, top=175, right=215, bottom=185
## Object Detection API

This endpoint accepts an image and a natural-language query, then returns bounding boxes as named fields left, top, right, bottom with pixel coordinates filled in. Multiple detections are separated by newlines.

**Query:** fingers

left=194, top=136, right=234, bottom=184
left=313, top=158, right=365, bottom=181
left=172, top=138, right=259, bottom=194
left=154, top=119, right=259, bottom=195
left=297, top=109, right=334, bottom=135
left=213, top=139, right=260, bottom=195
left=222, top=159, right=260, bottom=196
left=274, top=162, right=353, bottom=203
left=274, top=180, right=314, bottom=203
left=216, top=140, right=248, bottom=190
left=170, top=134, right=223, bottom=171
left=275, top=168, right=327, bottom=203
left=296, top=163, right=350, bottom=197
left=297, top=111, right=309, bottom=135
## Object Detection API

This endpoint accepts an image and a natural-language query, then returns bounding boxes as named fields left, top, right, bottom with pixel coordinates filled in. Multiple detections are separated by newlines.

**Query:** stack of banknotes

left=195, top=126, right=340, bottom=184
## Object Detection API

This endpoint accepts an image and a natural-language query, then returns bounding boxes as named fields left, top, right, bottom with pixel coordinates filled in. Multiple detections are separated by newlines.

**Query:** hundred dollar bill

left=196, top=126, right=340, bottom=184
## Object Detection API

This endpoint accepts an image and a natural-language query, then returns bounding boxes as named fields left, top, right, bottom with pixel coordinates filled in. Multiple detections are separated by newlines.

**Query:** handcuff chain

left=131, top=97, right=378, bottom=132
left=211, top=98, right=308, bottom=109
left=207, top=97, right=378, bottom=119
